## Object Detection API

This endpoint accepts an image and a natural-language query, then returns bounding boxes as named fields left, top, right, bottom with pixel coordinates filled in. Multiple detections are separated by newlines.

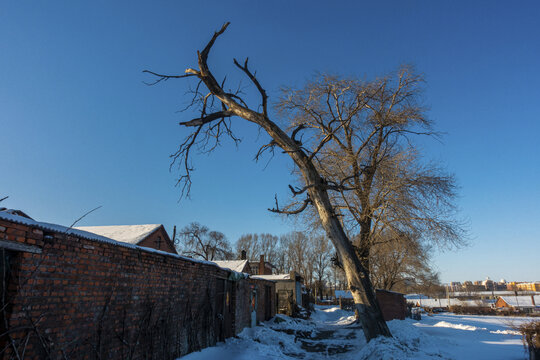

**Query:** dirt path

left=270, top=307, right=365, bottom=359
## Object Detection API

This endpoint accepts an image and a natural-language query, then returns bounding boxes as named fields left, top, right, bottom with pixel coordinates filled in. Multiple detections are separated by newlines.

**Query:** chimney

left=259, top=255, right=265, bottom=275
left=241, top=250, right=247, bottom=260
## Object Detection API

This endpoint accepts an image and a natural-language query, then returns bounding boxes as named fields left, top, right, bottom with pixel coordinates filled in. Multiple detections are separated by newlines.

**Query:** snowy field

left=180, top=306, right=533, bottom=359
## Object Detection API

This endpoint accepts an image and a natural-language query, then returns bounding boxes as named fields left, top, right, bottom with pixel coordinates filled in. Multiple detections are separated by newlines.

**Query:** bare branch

left=254, top=139, right=277, bottom=162
left=68, top=206, right=102, bottom=229
left=179, top=110, right=234, bottom=127
left=142, top=70, right=198, bottom=85
left=268, top=194, right=311, bottom=215
left=233, top=58, right=268, bottom=117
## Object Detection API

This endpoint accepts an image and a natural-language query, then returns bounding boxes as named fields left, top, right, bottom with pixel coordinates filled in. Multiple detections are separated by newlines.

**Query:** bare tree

left=277, top=71, right=465, bottom=279
left=280, top=231, right=313, bottom=286
left=236, top=233, right=280, bottom=264
left=145, top=23, right=390, bottom=340
left=311, top=235, right=333, bottom=299
left=176, top=222, right=232, bottom=261
left=369, top=231, right=436, bottom=292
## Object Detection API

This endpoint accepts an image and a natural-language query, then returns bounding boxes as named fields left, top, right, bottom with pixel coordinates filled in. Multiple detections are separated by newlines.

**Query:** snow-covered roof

left=252, top=274, right=291, bottom=281
left=498, top=295, right=540, bottom=308
left=74, top=224, right=162, bottom=245
left=213, top=260, right=249, bottom=273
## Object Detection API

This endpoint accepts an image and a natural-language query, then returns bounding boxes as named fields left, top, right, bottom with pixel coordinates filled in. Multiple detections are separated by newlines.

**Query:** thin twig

left=68, top=206, right=102, bottom=229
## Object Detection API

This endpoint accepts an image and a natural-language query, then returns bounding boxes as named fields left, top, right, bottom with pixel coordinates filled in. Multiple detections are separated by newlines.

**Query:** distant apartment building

left=507, top=282, right=540, bottom=292
left=450, top=278, right=508, bottom=293
left=448, top=282, right=462, bottom=292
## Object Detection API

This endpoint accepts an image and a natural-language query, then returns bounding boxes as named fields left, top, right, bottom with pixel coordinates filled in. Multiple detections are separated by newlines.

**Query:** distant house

left=495, top=295, right=540, bottom=313
left=75, top=224, right=177, bottom=254
left=249, top=255, right=275, bottom=275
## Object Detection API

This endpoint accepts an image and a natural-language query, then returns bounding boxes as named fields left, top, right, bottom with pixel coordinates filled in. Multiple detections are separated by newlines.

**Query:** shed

left=335, top=289, right=407, bottom=321
left=253, top=271, right=304, bottom=315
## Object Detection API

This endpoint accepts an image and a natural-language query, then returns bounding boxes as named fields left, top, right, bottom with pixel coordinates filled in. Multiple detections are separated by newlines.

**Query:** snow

left=407, top=298, right=495, bottom=308
left=252, top=274, right=291, bottom=281
left=432, top=321, right=487, bottom=331
left=178, top=306, right=533, bottom=360
left=450, top=291, right=539, bottom=297
left=74, top=224, right=162, bottom=245
left=212, top=260, right=249, bottom=273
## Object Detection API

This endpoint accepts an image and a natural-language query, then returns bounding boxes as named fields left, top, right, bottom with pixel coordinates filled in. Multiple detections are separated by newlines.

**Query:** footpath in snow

left=180, top=306, right=532, bottom=360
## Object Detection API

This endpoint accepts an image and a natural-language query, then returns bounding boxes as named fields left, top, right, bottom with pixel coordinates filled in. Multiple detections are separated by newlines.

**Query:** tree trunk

left=296, top=162, right=391, bottom=340
left=310, top=191, right=392, bottom=340
left=257, top=114, right=392, bottom=341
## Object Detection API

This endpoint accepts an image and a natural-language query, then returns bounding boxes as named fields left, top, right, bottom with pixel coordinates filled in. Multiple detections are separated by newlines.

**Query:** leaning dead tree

left=144, top=23, right=391, bottom=341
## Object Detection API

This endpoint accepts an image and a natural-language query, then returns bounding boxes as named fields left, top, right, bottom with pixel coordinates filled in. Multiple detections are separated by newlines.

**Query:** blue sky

left=1, top=1, right=539, bottom=283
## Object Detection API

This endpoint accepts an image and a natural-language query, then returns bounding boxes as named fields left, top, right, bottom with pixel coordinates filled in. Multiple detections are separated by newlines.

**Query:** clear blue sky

left=1, top=1, right=539, bottom=283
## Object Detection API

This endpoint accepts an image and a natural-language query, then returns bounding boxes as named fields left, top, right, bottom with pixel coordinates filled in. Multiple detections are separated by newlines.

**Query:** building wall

left=233, top=278, right=275, bottom=334
left=136, top=226, right=177, bottom=254
left=516, top=282, right=540, bottom=292
left=0, top=217, right=273, bottom=360
left=338, top=290, right=406, bottom=321
left=495, top=297, right=510, bottom=308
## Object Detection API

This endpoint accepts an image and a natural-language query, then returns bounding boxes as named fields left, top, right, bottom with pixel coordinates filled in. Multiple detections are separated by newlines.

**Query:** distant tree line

left=175, top=223, right=444, bottom=298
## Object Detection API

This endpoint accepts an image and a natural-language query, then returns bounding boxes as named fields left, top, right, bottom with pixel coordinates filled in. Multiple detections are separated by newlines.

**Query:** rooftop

left=74, top=224, right=162, bottom=245
left=213, top=260, right=249, bottom=273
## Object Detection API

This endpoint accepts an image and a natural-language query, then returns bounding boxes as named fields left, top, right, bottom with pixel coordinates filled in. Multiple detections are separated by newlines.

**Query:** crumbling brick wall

left=0, top=216, right=274, bottom=359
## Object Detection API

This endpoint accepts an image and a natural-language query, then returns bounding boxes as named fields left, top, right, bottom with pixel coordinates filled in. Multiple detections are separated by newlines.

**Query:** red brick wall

left=0, top=217, right=273, bottom=359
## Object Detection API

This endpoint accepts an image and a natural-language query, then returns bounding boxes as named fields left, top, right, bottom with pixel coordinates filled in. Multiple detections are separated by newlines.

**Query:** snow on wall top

left=252, top=274, right=291, bottom=281
left=0, top=210, right=218, bottom=268
left=213, top=260, right=249, bottom=273
left=74, top=224, right=162, bottom=245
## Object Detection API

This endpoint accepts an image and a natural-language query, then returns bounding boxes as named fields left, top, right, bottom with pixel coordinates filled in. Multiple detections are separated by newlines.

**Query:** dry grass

left=514, top=320, right=540, bottom=351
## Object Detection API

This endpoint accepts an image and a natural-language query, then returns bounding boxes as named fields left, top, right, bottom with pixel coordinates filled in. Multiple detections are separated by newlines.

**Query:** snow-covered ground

left=180, top=306, right=533, bottom=359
